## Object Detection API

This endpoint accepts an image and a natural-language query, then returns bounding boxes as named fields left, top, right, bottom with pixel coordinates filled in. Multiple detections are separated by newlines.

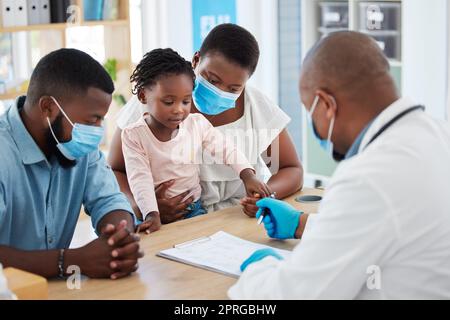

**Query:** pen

left=257, top=192, right=277, bottom=225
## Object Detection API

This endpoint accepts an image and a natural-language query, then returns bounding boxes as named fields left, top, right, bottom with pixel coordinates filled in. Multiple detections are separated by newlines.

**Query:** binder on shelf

left=50, top=0, right=63, bottom=23
left=50, top=0, right=71, bottom=24
left=1, top=0, right=16, bottom=27
left=14, top=0, right=28, bottom=27
left=38, top=0, right=50, bottom=24
left=27, top=0, right=40, bottom=25
left=102, top=0, right=119, bottom=21
left=84, top=0, right=104, bottom=21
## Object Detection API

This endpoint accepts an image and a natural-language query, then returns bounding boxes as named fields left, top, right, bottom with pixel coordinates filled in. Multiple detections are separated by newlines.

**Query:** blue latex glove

left=256, top=198, right=302, bottom=240
left=240, top=248, right=283, bottom=272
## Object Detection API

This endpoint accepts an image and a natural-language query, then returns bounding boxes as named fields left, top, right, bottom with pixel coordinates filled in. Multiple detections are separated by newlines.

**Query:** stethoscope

left=296, top=105, right=426, bottom=204
left=365, top=105, right=425, bottom=148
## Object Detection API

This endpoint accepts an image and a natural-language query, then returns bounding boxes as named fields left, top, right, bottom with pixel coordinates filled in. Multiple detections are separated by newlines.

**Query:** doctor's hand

left=256, top=198, right=302, bottom=240
left=240, top=248, right=283, bottom=272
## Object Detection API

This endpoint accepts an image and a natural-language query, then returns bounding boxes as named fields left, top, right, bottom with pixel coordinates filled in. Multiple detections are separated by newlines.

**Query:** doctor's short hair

left=131, top=48, right=196, bottom=95
left=27, top=48, right=115, bottom=106
left=199, top=23, right=260, bottom=75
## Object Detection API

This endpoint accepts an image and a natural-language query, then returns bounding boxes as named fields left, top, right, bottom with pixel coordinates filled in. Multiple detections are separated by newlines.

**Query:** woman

left=108, top=24, right=303, bottom=223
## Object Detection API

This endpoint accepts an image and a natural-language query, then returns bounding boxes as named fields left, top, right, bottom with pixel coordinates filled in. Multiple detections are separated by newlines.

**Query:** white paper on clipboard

left=157, top=231, right=292, bottom=278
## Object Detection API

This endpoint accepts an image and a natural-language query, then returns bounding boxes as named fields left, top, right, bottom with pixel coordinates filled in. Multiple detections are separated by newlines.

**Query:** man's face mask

left=306, top=95, right=336, bottom=158
left=192, top=74, right=241, bottom=115
left=46, top=97, right=104, bottom=160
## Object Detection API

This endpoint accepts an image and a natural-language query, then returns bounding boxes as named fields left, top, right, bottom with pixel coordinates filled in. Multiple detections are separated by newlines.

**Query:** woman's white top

left=116, top=86, right=291, bottom=212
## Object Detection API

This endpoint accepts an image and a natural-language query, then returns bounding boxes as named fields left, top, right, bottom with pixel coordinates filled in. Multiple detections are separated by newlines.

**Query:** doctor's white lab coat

left=228, top=97, right=450, bottom=300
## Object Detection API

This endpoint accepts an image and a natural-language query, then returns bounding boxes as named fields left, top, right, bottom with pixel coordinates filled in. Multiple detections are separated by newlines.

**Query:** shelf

left=81, top=19, right=129, bottom=28
left=388, top=59, right=402, bottom=67
left=0, top=19, right=129, bottom=34
left=359, top=29, right=401, bottom=36
left=318, top=27, right=349, bottom=34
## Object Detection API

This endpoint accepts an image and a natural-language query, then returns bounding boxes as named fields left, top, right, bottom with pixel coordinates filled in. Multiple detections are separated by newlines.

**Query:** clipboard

left=157, top=231, right=291, bottom=278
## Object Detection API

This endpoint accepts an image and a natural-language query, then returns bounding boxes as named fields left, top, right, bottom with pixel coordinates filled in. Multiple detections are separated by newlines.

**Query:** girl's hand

left=240, top=168, right=272, bottom=199
left=136, top=212, right=162, bottom=234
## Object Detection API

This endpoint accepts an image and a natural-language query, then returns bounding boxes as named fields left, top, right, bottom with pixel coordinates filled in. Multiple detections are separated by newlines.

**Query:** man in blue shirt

left=0, top=49, right=143, bottom=280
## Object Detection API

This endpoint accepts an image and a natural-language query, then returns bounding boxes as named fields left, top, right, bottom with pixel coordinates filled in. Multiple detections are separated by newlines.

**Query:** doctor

left=228, top=31, right=450, bottom=299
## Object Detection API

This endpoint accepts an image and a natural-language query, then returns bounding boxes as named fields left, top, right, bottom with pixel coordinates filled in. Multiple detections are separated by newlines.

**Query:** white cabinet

left=301, top=0, right=449, bottom=183
left=301, top=0, right=403, bottom=182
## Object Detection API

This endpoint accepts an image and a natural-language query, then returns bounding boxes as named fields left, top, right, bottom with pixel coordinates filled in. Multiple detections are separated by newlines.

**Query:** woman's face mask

left=192, top=73, right=241, bottom=115
left=47, top=97, right=105, bottom=160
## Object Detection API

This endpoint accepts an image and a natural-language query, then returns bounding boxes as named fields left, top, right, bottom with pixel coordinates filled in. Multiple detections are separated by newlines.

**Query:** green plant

left=103, top=58, right=126, bottom=107
left=104, top=58, right=118, bottom=81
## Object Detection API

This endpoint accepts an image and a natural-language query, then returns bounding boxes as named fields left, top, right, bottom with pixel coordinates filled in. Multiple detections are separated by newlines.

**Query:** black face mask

left=45, top=114, right=77, bottom=169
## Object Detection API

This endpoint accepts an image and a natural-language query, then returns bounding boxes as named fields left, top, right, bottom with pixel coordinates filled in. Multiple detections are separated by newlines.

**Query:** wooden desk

left=4, top=268, right=48, bottom=300
left=48, top=188, right=323, bottom=300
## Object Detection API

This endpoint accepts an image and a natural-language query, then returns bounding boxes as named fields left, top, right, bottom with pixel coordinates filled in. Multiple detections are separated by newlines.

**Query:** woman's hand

left=155, top=180, right=193, bottom=224
left=136, top=212, right=162, bottom=234
left=240, top=194, right=262, bottom=217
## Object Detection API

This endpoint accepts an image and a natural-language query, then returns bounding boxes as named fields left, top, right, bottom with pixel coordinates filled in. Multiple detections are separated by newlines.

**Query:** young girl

left=122, top=49, right=272, bottom=233
left=110, top=24, right=303, bottom=223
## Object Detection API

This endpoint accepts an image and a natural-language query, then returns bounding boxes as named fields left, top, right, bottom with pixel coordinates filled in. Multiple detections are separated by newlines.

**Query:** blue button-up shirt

left=0, top=97, right=134, bottom=251
left=345, top=121, right=374, bottom=160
